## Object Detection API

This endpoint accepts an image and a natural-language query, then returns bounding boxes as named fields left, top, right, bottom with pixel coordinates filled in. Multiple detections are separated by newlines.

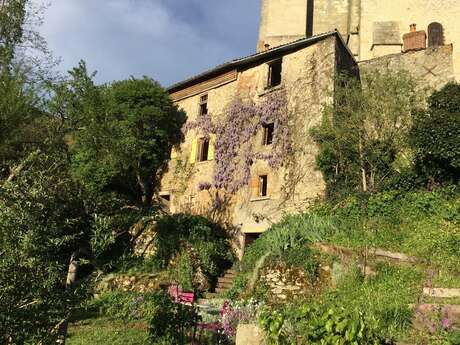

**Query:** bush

left=242, top=213, right=335, bottom=272
left=148, top=290, right=197, bottom=345
left=153, top=214, right=234, bottom=290
left=410, top=82, right=460, bottom=184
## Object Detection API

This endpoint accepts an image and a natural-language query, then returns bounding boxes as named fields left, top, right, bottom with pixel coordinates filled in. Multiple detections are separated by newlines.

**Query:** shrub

left=148, top=291, right=197, bottom=345
left=242, top=213, right=335, bottom=272
left=144, top=214, right=234, bottom=291
left=410, top=82, right=460, bottom=184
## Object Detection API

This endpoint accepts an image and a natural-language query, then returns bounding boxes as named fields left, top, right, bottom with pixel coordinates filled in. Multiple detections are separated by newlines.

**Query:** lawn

left=67, top=316, right=149, bottom=345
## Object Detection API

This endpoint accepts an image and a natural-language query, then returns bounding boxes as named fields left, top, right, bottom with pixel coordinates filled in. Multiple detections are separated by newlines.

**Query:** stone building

left=159, top=32, right=356, bottom=252
left=258, top=0, right=460, bottom=80
left=158, top=1, right=456, bottom=254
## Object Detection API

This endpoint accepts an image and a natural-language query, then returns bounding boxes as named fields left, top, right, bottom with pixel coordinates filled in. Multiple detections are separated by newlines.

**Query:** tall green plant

left=311, top=70, right=423, bottom=198
left=410, top=82, right=460, bottom=183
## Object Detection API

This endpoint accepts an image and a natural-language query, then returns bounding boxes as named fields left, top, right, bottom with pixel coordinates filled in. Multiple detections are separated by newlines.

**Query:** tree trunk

left=56, top=252, right=79, bottom=345
left=136, top=172, right=153, bottom=207
left=358, top=137, right=367, bottom=192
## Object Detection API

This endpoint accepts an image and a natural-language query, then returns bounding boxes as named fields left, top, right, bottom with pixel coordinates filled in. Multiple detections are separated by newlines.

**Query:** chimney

left=403, top=24, right=426, bottom=52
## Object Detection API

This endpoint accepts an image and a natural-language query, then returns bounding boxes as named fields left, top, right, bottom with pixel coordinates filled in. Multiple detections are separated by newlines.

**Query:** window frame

left=267, top=58, right=283, bottom=89
left=199, top=94, right=208, bottom=116
left=262, top=123, right=275, bottom=146
left=258, top=175, right=268, bottom=197
left=197, top=137, right=210, bottom=162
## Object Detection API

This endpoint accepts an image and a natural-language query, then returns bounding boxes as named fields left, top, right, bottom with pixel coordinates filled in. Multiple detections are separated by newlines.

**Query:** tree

left=311, top=70, right=423, bottom=198
left=410, top=82, right=460, bottom=184
left=50, top=62, right=186, bottom=206
left=0, top=151, right=91, bottom=344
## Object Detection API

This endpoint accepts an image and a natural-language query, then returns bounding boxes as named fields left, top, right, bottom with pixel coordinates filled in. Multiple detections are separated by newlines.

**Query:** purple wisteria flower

left=198, top=182, right=212, bottom=191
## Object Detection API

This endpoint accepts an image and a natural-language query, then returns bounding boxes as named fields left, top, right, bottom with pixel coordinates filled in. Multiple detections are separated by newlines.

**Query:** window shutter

left=170, top=147, right=178, bottom=160
left=208, top=134, right=216, bottom=160
left=250, top=175, right=259, bottom=198
left=190, top=137, right=198, bottom=163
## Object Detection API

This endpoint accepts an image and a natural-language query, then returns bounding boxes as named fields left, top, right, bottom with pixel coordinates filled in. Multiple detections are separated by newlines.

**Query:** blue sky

left=39, top=0, right=260, bottom=87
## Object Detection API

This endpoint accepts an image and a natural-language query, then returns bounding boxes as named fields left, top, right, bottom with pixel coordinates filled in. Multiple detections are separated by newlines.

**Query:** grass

left=324, top=262, right=425, bottom=340
left=67, top=315, right=149, bottom=345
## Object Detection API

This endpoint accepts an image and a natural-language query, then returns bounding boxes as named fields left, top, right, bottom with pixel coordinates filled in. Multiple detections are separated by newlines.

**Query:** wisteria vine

left=185, top=90, right=291, bottom=194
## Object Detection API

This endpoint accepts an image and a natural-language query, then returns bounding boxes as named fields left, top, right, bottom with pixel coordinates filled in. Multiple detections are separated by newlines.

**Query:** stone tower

left=257, top=0, right=361, bottom=56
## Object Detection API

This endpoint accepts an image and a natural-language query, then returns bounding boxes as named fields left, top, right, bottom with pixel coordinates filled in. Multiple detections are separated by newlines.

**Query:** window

left=159, top=192, right=171, bottom=210
left=199, top=94, right=208, bottom=116
left=197, top=137, right=210, bottom=162
left=258, top=175, right=268, bottom=197
left=267, top=59, right=282, bottom=88
left=262, top=123, right=274, bottom=145
left=428, top=22, right=444, bottom=47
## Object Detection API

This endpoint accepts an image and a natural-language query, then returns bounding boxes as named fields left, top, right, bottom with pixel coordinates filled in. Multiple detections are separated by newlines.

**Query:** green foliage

left=259, top=302, right=390, bottom=344
left=258, top=308, right=285, bottom=344
left=153, top=213, right=233, bottom=290
left=410, top=82, right=460, bottom=183
left=242, top=213, right=334, bottom=272
left=87, top=291, right=161, bottom=322
left=169, top=251, right=195, bottom=291
left=148, top=290, right=197, bottom=345
left=324, top=187, right=460, bottom=271
left=0, top=152, right=91, bottom=344
left=0, top=0, right=26, bottom=65
left=49, top=61, right=186, bottom=205
left=311, top=71, right=423, bottom=198
left=0, top=66, right=50, bottom=178
left=326, top=264, right=423, bottom=339
left=283, top=246, right=319, bottom=280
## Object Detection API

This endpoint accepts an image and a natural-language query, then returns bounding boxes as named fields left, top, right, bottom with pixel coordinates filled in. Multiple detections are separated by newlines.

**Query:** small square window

left=197, top=137, right=210, bottom=162
left=159, top=192, right=171, bottom=210
left=267, top=59, right=282, bottom=88
left=199, top=94, right=208, bottom=116
left=258, top=175, right=268, bottom=197
left=262, top=123, right=274, bottom=145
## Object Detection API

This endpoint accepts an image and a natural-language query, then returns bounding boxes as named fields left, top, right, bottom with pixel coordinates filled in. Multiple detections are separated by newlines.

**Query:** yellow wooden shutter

left=208, top=134, right=216, bottom=160
left=250, top=175, right=259, bottom=198
left=170, top=147, right=178, bottom=159
left=190, top=137, right=198, bottom=163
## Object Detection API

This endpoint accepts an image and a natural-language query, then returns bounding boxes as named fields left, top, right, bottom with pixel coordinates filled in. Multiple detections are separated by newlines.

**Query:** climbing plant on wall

left=185, top=90, right=290, bottom=198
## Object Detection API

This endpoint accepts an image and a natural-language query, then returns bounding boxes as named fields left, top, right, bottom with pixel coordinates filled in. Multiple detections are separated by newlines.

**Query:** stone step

left=423, top=287, right=460, bottom=298
left=203, top=292, right=218, bottom=299
left=216, top=282, right=233, bottom=290
left=218, top=276, right=234, bottom=284
left=225, top=268, right=237, bottom=275
left=215, top=287, right=229, bottom=294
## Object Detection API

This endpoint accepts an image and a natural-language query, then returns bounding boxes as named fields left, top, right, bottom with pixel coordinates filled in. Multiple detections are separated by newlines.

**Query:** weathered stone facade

left=258, top=0, right=460, bottom=81
left=360, top=44, right=455, bottom=91
left=160, top=33, right=356, bottom=255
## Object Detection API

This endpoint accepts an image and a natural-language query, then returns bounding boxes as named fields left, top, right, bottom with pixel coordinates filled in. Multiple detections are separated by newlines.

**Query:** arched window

left=428, top=22, right=444, bottom=47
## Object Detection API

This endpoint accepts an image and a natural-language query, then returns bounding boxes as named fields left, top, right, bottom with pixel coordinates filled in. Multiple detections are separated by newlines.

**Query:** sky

left=38, top=0, right=261, bottom=87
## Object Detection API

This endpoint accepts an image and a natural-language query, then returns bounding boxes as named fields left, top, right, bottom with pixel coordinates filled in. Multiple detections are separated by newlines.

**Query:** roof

left=167, top=30, right=354, bottom=94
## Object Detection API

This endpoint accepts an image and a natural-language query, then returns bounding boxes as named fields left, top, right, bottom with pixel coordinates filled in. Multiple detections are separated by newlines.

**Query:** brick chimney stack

left=403, top=24, right=427, bottom=52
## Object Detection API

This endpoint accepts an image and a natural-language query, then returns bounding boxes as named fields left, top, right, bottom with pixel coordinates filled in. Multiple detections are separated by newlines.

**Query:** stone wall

left=260, top=263, right=312, bottom=300
left=257, top=0, right=460, bottom=80
left=359, top=45, right=455, bottom=91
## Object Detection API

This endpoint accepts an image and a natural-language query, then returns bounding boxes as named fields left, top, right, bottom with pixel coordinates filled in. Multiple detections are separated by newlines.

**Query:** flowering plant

left=220, top=298, right=264, bottom=337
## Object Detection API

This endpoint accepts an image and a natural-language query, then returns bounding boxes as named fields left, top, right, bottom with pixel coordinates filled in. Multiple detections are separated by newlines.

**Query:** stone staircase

left=204, top=268, right=237, bottom=299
